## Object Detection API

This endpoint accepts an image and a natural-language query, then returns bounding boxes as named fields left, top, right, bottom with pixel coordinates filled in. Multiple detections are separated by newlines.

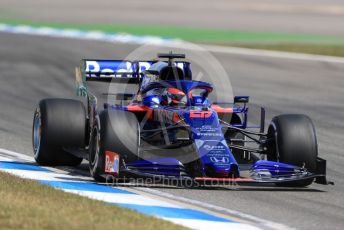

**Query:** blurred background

left=1, top=0, right=344, bottom=56
left=0, top=1, right=344, bottom=229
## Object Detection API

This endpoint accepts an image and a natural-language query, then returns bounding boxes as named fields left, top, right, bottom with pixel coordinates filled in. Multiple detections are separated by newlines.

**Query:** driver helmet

left=166, top=88, right=186, bottom=106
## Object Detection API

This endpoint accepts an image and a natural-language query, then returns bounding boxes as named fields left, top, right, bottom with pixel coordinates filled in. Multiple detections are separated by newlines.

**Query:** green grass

left=1, top=19, right=344, bottom=57
left=0, top=171, right=186, bottom=230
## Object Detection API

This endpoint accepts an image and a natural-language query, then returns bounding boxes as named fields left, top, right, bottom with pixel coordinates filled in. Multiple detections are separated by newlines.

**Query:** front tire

left=89, top=110, right=139, bottom=182
left=33, top=99, right=86, bottom=166
left=266, top=114, right=318, bottom=187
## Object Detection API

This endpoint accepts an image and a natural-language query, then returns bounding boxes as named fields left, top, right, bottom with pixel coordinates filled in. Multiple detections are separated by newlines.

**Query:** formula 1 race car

left=32, top=53, right=332, bottom=187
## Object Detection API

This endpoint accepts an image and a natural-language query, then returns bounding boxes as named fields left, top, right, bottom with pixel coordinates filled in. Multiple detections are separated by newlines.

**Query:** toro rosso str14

left=32, top=53, right=332, bottom=187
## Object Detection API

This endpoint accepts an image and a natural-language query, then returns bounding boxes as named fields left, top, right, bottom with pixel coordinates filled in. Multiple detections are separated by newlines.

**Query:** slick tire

left=33, top=99, right=86, bottom=166
left=266, top=114, right=318, bottom=187
left=89, top=110, right=139, bottom=182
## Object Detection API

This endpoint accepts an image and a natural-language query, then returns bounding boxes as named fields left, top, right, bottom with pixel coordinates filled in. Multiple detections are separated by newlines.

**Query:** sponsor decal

left=190, top=111, right=213, bottom=118
left=138, top=61, right=152, bottom=73
left=203, top=144, right=225, bottom=151
left=105, top=151, right=120, bottom=176
left=194, top=125, right=221, bottom=136
left=198, top=133, right=222, bottom=137
left=85, top=60, right=133, bottom=77
left=210, top=156, right=230, bottom=163
left=196, top=125, right=217, bottom=132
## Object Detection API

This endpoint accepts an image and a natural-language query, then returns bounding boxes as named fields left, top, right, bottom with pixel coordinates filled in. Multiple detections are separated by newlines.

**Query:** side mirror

left=234, top=96, right=249, bottom=103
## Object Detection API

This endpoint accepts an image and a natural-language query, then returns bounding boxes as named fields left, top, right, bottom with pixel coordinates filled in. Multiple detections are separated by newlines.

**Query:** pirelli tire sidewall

left=33, top=98, right=86, bottom=166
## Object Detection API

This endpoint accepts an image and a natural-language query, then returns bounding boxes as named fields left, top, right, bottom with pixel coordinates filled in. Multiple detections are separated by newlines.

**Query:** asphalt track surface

left=1, top=31, right=344, bottom=230
left=2, top=0, right=344, bottom=35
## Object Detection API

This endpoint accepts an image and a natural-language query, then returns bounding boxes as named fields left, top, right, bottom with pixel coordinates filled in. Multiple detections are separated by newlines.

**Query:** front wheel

left=266, top=114, right=318, bottom=187
left=89, top=110, right=139, bottom=182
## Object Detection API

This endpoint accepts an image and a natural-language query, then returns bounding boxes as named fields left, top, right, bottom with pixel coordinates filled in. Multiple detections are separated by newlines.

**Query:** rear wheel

left=89, top=110, right=139, bottom=181
left=33, top=99, right=86, bottom=166
left=266, top=114, right=318, bottom=187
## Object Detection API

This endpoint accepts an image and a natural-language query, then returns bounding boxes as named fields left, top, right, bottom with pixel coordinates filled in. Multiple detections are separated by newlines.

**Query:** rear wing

left=76, top=59, right=152, bottom=96
left=76, top=59, right=191, bottom=96
left=79, top=59, right=151, bottom=81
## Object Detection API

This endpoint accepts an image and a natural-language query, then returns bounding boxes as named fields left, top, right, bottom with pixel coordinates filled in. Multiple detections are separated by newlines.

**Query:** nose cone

left=184, top=110, right=239, bottom=178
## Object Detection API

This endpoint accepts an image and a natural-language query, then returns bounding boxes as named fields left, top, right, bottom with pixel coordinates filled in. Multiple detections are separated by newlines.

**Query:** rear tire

left=33, top=99, right=86, bottom=166
left=266, top=114, right=318, bottom=187
left=89, top=110, right=139, bottom=182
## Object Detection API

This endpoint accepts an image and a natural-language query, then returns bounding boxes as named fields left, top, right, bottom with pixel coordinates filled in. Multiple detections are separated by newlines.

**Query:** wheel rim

left=33, top=110, right=42, bottom=157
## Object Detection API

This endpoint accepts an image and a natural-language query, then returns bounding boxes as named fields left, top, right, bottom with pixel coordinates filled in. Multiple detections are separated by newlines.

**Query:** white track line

left=0, top=168, right=90, bottom=182
left=64, top=190, right=181, bottom=208
left=1, top=23, right=344, bottom=64
left=163, top=218, right=261, bottom=230
left=0, top=148, right=33, bottom=161
left=135, top=187, right=293, bottom=230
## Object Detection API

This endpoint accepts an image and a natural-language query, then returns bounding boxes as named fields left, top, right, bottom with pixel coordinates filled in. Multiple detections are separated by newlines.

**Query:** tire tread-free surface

left=34, top=98, right=85, bottom=166
left=89, top=110, right=139, bottom=181
left=268, top=114, right=318, bottom=186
